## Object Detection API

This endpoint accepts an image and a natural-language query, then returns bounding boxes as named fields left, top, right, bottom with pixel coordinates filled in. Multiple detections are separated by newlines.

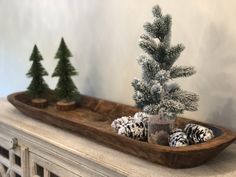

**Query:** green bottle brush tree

left=26, top=38, right=79, bottom=111
left=26, top=45, right=49, bottom=108
left=52, top=38, right=80, bottom=111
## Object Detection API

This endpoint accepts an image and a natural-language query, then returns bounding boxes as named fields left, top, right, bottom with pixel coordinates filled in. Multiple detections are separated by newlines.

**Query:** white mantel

left=0, top=99, right=236, bottom=177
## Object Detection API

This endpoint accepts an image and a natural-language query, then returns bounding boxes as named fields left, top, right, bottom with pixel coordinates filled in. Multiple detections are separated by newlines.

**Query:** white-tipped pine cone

left=111, top=116, right=132, bottom=131
left=118, top=121, right=147, bottom=141
left=111, top=112, right=150, bottom=141
left=184, top=123, right=214, bottom=144
left=169, top=128, right=189, bottom=147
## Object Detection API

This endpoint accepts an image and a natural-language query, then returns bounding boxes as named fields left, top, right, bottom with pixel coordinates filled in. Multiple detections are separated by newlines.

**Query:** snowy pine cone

left=111, top=116, right=132, bottom=131
left=184, top=123, right=214, bottom=144
left=169, top=128, right=189, bottom=147
left=111, top=112, right=150, bottom=141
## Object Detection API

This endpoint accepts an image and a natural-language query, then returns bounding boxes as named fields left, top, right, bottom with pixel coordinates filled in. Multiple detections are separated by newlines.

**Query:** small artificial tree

left=26, top=45, right=49, bottom=99
left=132, top=5, right=199, bottom=120
left=52, top=38, right=80, bottom=109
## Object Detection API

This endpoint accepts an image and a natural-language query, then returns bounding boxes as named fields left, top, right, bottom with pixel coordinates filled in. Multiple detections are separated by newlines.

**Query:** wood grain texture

left=31, top=99, right=48, bottom=109
left=7, top=92, right=236, bottom=168
left=56, top=101, right=76, bottom=111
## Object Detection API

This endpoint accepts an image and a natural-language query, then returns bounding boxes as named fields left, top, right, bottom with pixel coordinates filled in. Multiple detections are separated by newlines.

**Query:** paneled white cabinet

left=0, top=100, right=127, bottom=177
left=0, top=126, right=82, bottom=177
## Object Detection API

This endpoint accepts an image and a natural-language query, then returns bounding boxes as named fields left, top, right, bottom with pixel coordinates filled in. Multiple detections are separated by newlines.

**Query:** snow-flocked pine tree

left=132, top=5, right=199, bottom=119
left=26, top=45, right=49, bottom=98
left=52, top=38, right=80, bottom=101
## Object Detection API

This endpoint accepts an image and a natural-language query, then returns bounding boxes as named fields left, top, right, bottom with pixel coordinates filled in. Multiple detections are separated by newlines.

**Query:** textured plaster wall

left=0, top=0, right=236, bottom=131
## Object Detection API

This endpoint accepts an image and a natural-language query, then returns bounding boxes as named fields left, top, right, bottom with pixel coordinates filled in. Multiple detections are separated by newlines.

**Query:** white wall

left=0, top=0, right=236, bottom=131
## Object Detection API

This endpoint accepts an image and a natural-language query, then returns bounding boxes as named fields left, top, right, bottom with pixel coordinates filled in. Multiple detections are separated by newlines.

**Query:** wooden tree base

left=56, top=100, right=76, bottom=111
left=31, top=98, right=48, bottom=108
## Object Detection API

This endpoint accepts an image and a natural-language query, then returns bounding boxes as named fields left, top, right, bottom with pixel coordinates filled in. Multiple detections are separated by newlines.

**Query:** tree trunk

left=31, top=98, right=48, bottom=108
left=56, top=100, right=76, bottom=111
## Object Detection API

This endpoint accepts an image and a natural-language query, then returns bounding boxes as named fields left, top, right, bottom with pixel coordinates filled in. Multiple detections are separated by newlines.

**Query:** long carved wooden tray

left=8, top=92, right=236, bottom=168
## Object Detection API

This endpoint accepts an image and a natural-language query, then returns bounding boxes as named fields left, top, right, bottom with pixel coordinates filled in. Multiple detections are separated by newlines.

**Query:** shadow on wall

left=211, top=98, right=236, bottom=129
left=76, top=28, right=104, bottom=97
left=198, top=23, right=236, bottom=131
left=81, top=49, right=103, bottom=97
left=78, top=4, right=106, bottom=98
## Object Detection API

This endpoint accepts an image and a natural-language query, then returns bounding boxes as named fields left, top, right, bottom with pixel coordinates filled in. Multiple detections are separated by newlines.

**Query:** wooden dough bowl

left=8, top=92, right=236, bottom=168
